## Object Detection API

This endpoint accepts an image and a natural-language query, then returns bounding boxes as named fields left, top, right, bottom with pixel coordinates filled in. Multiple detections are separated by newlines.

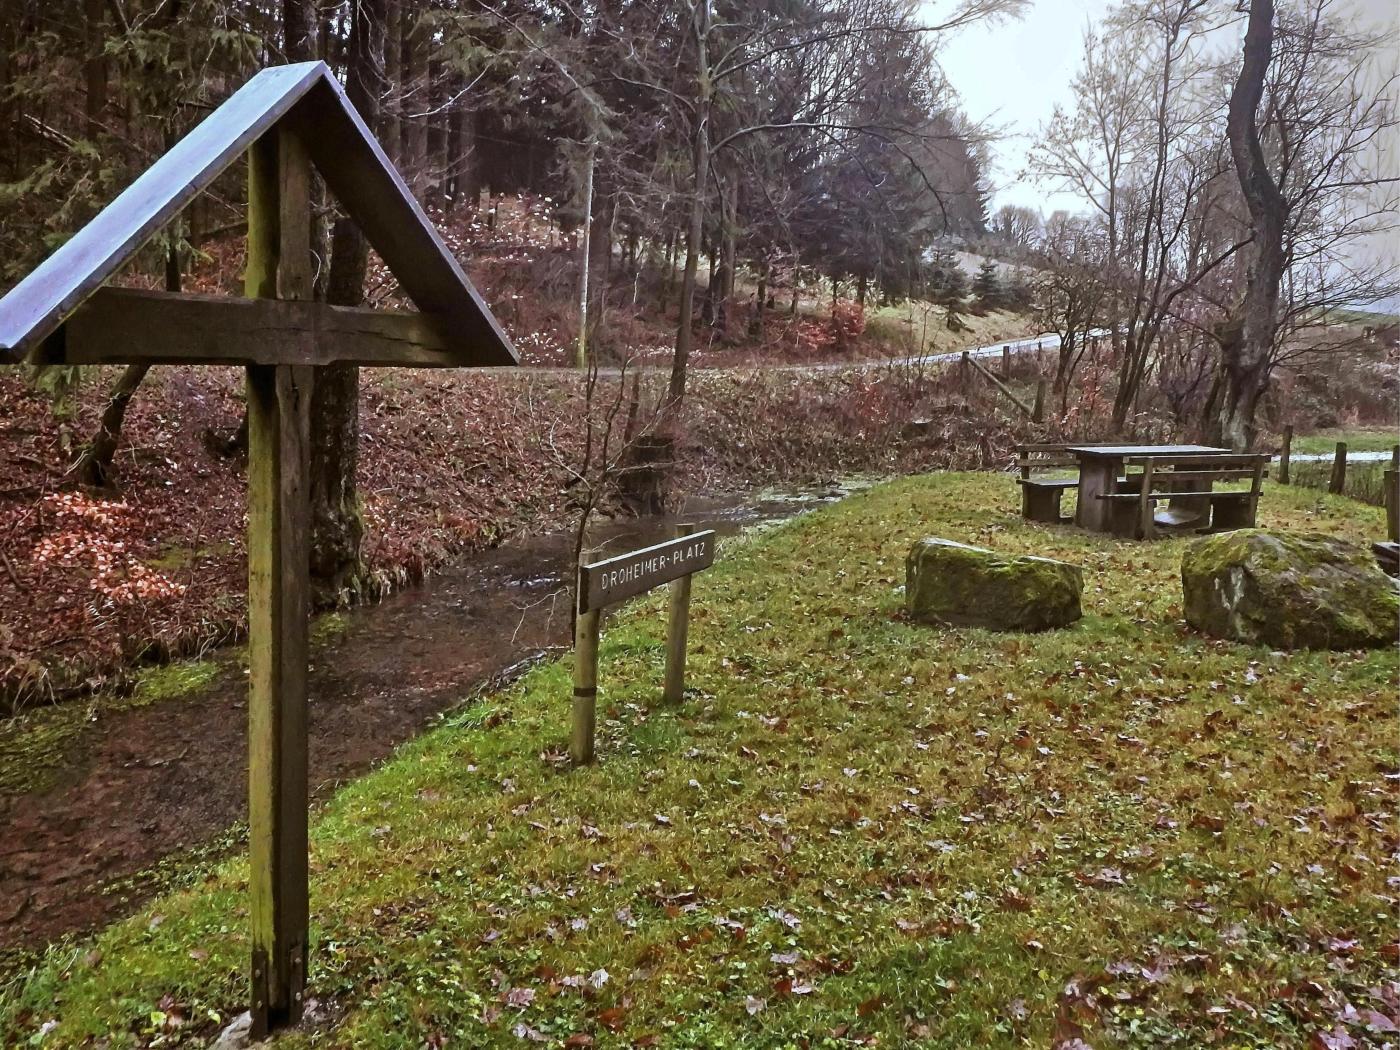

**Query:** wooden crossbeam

left=31, top=286, right=469, bottom=368
left=0, top=63, right=516, bottom=366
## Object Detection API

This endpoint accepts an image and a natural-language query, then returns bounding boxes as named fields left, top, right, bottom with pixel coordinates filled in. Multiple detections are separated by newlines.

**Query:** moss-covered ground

left=0, top=659, right=220, bottom=795
left=2, top=475, right=1395, bottom=1048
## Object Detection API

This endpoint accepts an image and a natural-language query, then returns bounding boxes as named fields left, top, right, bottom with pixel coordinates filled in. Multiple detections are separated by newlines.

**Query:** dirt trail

left=0, top=489, right=838, bottom=956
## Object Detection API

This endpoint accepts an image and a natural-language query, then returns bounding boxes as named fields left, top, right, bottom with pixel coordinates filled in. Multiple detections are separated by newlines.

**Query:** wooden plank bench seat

left=1374, top=541, right=1399, bottom=576
left=1014, top=442, right=1117, bottom=523
left=1095, top=453, right=1268, bottom=538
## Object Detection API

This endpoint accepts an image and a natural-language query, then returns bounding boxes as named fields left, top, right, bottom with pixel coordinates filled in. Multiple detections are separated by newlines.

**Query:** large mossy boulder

left=905, top=538, right=1083, bottom=631
left=1181, top=529, right=1399, bottom=650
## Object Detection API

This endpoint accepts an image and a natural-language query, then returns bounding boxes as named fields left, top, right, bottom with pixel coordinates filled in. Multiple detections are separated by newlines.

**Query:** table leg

left=1075, top=459, right=1117, bottom=532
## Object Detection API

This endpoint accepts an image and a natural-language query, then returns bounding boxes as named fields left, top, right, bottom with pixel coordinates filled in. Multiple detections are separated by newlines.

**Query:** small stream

left=0, top=483, right=854, bottom=956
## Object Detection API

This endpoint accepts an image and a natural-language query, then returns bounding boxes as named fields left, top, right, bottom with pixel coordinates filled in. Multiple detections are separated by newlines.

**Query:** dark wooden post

left=1329, top=441, right=1347, bottom=495
left=1001, top=345, right=1011, bottom=380
left=1386, top=468, right=1399, bottom=543
left=1032, top=379, right=1046, bottom=424
left=662, top=523, right=694, bottom=703
left=1277, top=424, right=1292, bottom=484
left=246, top=127, right=313, bottom=1039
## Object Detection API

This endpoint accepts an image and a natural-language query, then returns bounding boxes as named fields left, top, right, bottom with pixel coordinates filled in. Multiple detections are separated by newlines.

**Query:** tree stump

left=619, top=434, right=675, bottom=516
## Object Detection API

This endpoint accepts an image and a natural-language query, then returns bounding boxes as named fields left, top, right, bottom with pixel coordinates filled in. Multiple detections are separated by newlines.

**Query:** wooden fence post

left=1278, top=424, right=1293, bottom=484
left=1329, top=441, right=1347, bottom=495
left=1386, top=468, right=1399, bottom=543
left=1001, top=344, right=1011, bottom=380
left=571, top=606, right=601, bottom=765
left=246, top=127, right=313, bottom=1039
left=1032, top=379, right=1046, bottom=423
left=663, top=523, right=694, bottom=703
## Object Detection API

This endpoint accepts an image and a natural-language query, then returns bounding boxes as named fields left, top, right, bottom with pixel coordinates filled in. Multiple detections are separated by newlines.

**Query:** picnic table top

left=1067, top=444, right=1231, bottom=459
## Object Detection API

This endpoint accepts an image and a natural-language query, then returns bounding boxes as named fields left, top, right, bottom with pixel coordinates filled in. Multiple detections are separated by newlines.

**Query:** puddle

left=0, top=482, right=852, bottom=956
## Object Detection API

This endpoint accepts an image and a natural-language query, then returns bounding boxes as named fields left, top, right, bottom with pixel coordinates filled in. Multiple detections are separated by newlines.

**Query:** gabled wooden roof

left=0, top=62, right=517, bottom=366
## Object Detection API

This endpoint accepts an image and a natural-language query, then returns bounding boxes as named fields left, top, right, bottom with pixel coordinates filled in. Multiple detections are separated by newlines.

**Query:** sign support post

left=0, top=62, right=522, bottom=1037
left=572, top=528, right=715, bottom=764
left=571, top=606, right=601, bottom=765
left=662, top=523, right=695, bottom=703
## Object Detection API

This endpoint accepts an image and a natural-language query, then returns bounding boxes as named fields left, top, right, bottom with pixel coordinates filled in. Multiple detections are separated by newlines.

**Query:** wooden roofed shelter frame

left=0, top=62, right=517, bottom=1037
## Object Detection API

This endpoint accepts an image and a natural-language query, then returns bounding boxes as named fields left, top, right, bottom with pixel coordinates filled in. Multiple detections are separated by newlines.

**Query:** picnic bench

left=1094, top=451, right=1268, bottom=539
left=1014, top=442, right=1118, bottom=523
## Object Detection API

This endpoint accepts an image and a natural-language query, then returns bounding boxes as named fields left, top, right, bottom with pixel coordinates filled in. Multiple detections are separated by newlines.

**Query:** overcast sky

left=932, top=0, right=1399, bottom=222
left=934, top=0, right=1115, bottom=215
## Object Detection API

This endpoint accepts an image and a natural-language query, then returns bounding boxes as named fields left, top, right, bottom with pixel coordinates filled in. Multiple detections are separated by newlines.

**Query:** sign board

left=578, top=530, right=715, bottom=613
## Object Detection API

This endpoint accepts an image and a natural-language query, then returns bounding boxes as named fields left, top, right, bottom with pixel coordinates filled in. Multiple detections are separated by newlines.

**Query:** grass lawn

left=2, top=475, right=1396, bottom=1048
left=1291, top=428, right=1398, bottom=456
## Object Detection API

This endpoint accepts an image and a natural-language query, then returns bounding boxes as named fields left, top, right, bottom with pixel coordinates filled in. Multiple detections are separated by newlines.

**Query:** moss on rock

left=905, top=538, right=1083, bottom=631
left=1182, top=529, right=1399, bottom=650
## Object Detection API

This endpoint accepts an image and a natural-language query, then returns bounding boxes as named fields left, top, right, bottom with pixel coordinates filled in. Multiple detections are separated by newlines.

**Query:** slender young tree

left=309, top=0, right=386, bottom=599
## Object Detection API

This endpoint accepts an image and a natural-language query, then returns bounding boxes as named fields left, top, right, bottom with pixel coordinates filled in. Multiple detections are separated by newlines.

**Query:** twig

left=0, top=549, right=22, bottom=591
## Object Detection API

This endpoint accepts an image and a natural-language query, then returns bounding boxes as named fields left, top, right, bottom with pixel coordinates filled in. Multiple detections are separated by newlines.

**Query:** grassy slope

left=1291, top=428, right=1398, bottom=456
left=3, top=477, right=1396, bottom=1049
left=862, top=304, right=1033, bottom=359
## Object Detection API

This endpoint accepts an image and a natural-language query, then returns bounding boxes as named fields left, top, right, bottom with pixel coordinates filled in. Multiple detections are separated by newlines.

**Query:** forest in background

left=0, top=0, right=1396, bottom=704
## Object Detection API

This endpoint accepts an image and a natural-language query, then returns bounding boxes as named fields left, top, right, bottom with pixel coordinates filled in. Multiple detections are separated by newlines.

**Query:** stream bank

left=0, top=482, right=856, bottom=963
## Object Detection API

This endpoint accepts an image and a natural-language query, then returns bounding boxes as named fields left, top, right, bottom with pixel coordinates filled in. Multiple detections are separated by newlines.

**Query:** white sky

left=934, top=0, right=1116, bottom=215
left=931, top=0, right=1399, bottom=224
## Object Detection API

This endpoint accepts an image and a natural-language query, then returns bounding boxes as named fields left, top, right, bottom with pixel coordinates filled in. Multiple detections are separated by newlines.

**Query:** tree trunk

left=701, top=240, right=718, bottom=326
left=75, top=363, right=149, bottom=488
left=283, top=0, right=314, bottom=62
left=309, top=0, right=384, bottom=601
left=658, top=229, right=676, bottom=315
left=445, top=74, right=464, bottom=209
left=83, top=0, right=106, bottom=137
left=1216, top=0, right=1285, bottom=451
left=749, top=259, right=768, bottom=340
left=399, top=8, right=426, bottom=199
left=589, top=188, right=614, bottom=343
left=75, top=235, right=181, bottom=487
left=716, top=179, right=737, bottom=332
left=460, top=106, right=482, bottom=209
left=576, top=140, right=595, bottom=370
left=427, top=58, right=447, bottom=205
left=667, top=1, right=709, bottom=415
left=383, top=0, right=400, bottom=164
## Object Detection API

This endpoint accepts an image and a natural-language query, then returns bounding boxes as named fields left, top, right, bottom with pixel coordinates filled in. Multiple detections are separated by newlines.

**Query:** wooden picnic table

left=1069, top=444, right=1231, bottom=533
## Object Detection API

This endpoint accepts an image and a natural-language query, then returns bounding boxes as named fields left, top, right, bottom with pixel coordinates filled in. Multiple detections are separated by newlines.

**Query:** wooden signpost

left=572, top=526, right=715, bottom=764
left=0, top=62, right=516, bottom=1037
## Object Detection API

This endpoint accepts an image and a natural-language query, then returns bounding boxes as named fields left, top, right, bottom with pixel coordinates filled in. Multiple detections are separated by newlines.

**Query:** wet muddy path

left=0, top=486, right=845, bottom=957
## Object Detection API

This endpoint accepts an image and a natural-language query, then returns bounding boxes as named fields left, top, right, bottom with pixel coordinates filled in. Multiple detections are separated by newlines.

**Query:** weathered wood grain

left=662, top=523, right=695, bottom=704
left=0, top=63, right=325, bottom=359
left=0, top=61, right=516, bottom=368
left=571, top=608, right=601, bottom=766
left=35, top=287, right=463, bottom=367
left=246, top=131, right=311, bottom=1039
left=577, top=531, right=716, bottom=613
left=286, top=77, right=517, bottom=366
